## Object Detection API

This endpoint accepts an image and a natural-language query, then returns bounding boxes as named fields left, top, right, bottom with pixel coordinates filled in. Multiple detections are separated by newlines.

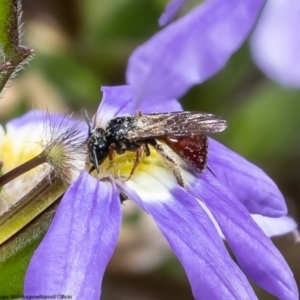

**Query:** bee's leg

left=120, top=141, right=127, bottom=153
left=108, top=143, right=116, bottom=165
left=89, top=165, right=96, bottom=174
left=120, top=192, right=129, bottom=203
left=125, top=144, right=146, bottom=181
left=207, top=165, right=217, bottom=178
left=135, top=110, right=143, bottom=117
left=154, top=144, right=186, bottom=188
left=144, top=143, right=151, bottom=156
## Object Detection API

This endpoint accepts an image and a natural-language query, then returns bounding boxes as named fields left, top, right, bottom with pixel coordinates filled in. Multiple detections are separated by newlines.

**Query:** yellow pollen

left=92, top=145, right=169, bottom=180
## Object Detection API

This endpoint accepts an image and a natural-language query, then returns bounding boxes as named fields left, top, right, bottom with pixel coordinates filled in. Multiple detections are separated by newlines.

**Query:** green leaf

left=0, top=172, right=66, bottom=293
left=0, top=203, right=58, bottom=294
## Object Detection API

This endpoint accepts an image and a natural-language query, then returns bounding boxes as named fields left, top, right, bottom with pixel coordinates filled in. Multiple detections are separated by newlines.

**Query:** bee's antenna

left=81, top=108, right=92, bottom=133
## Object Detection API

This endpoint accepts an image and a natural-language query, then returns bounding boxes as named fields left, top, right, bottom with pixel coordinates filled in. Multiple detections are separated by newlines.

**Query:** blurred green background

left=1, top=0, right=299, bottom=299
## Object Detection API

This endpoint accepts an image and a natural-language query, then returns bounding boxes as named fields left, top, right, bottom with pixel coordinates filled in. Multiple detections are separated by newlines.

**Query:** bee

left=83, top=110, right=227, bottom=187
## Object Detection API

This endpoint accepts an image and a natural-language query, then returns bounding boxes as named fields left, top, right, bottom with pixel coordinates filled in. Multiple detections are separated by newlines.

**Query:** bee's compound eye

left=88, top=128, right=109, bottom=168
left=95, top=138, right=109, bottom=164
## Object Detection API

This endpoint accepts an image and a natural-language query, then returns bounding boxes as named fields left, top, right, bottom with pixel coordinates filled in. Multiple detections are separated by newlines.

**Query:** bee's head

left=81, top=109, right=109, bottom=173
left=88, top=128, right=108, bottom=173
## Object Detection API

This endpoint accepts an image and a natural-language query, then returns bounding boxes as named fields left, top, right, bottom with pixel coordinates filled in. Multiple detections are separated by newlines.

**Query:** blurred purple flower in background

left=250, top=0, right=300, bottom=88
left=24, top=0, right=299, bottom=299
left=155, top=0, right=300, bottom=90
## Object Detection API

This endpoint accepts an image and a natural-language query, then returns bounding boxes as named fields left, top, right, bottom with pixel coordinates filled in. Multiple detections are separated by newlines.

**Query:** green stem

left=0, top=0, right=33, bottom=92
left=0, top=171, right=66, bottom=245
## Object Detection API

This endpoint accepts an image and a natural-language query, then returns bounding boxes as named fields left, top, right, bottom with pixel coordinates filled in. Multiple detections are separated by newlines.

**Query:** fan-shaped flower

left=23, top=86, right=298, bottom=299
left=23, top=1, right=298, bottom=298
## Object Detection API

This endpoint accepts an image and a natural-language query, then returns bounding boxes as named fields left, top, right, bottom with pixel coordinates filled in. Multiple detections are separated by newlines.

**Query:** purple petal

left=250, top=0, right=300, bottom=88
left=252, top=215, right=298, bottom=237
left=196, top=204, right=297, bottom=239
left=6, top=110, right=47, bottom=129
left=94, top=86, right=138, bottom=128
left=118, top=182, right=257, bottom=299
left=208, top=138, right=286, bottom=217
left=6, top=110, right=87, bottom=142
left=94, top=85, right=182, bottom=128
left=6, top=110, right=84, bottom=131
left=187, top=173, right=298, bottom=299
left=159, top=0, right=186, bottom=26
left=25, top=171, right=122, bottom=299
left=127, top=0, right=265, bottom=104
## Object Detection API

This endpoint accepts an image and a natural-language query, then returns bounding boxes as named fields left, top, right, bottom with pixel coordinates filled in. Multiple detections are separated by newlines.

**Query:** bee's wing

left=129, top=111, right=227, bottom=140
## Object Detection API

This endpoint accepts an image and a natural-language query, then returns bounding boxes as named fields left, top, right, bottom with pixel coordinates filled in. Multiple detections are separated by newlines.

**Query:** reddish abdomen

left=161, top=135, right=208, bottom=173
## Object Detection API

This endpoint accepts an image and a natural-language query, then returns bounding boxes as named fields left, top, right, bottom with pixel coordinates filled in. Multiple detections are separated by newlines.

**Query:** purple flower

left=127, top=0, right=266, bottom=104
left=153, top=0, right=300, bottom=90
left=250, top=0, right=300, bottom=88
left=24, top=87, right=297, bottom=299
left=24, top=1, right=298, bottom=299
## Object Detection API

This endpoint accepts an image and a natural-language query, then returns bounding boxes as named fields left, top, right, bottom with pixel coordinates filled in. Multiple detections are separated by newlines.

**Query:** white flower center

left=92, top=143, right=196, bottom=203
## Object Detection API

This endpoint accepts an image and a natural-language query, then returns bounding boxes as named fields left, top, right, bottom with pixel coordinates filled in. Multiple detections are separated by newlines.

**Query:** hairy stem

left=0, top=0, right=34, bottom=93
